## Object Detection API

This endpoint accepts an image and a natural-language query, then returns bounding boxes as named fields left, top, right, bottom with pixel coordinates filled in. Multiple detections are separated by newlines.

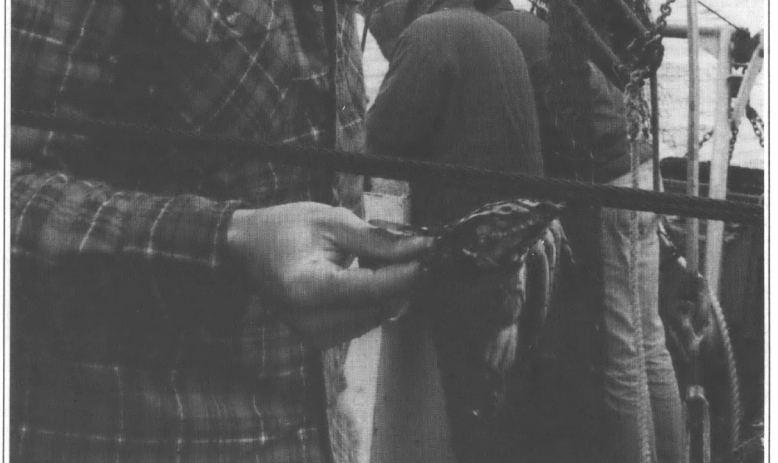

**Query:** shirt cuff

left=122, top=195, right=252, bottom=327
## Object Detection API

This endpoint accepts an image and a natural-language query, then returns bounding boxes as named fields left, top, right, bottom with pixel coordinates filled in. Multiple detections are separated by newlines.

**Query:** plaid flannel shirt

left=11, top=0, right=366, bottom=461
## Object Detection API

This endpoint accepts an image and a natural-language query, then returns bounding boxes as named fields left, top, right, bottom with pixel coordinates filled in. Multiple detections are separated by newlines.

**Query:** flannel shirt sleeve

left=11, top=159, right=251, bottom=328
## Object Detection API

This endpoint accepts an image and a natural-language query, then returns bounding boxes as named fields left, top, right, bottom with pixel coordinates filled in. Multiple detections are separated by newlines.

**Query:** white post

left=730, top=31, right=764, bottom=129
left=362, top=181, right=454, bottom=463
left=685, top=0, right=702, bottom=273
left=704, top=27, right=733, bottom=298
left=342, top=191, right=410, bottom=463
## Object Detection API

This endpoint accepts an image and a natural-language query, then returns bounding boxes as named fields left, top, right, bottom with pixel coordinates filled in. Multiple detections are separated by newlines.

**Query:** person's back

left=367, top=5, right=544, bottom=463
left=367, top=6, right=542, bottom=225
left=488, top=5, right=651, bottom=183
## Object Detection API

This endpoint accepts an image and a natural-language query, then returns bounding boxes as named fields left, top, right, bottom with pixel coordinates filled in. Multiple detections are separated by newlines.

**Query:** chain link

left=677, top=114, right=748, bottom=163
left=728, top=125, right=739, bottom=161
left=676, top=122, right=745, bottom=163
left=629, top=0, right=675, bottom=72
left=654, top=0, right=677, bottom=35
left=721, top=106, right=739, bottom=161
left=677, top=129, right=714, bottom=159
left=699, top=129, right=715, bottom=148
left=622, top=0, right=677, bottom=135
left=745, top=104, right=764, bottom=148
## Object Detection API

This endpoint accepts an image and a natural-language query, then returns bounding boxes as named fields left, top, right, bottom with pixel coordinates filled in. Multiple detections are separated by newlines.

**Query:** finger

left=367, top=220, right=426, bottom=236
left=284, top=260, right=427, bottom=310
left=327, top=209, right=434, bottom=262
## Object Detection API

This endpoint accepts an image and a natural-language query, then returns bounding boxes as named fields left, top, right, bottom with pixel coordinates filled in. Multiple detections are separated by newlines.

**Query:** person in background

left=10, top=0, right=432, bottom=461
left=365, top=1, right=543, bottom=461
left=366, top=0, right=543, bottom=227
left=482, top=3, right=686, bottom=462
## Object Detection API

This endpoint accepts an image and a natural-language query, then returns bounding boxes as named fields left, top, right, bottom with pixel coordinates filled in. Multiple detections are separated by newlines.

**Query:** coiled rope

left=709, top=292, right=743, bottom=461
left=11, top=109, right=762, bottom=224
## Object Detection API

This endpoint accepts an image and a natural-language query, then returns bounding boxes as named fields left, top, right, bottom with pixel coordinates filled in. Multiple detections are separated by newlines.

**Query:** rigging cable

left=10, top=109, right=763, bottom=224
left=697, top=1, right=747, bottom=32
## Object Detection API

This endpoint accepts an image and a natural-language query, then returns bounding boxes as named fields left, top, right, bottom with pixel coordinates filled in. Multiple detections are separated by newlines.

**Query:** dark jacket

left=367, top=7, right=543, bottom=226
left=488, top=6, right=652, bottom=183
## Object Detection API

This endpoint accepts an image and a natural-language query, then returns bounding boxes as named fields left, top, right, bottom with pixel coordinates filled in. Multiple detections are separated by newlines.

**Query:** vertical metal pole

left=730, top=31, right=764, bottom=129
left=650, top=72, right=661, bottom=192
left=704, top=27, right=733, bottom=298
left=685, top=0, right=702, bottom=273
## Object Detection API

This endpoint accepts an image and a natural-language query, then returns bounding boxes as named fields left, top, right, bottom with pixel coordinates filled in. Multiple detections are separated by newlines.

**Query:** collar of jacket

left=485, top=0, right=513, bottom=14
left=428, top=0, right=476, bottom=12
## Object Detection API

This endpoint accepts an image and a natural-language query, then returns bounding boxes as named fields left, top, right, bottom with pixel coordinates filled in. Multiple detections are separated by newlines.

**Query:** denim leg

left=601, top=163, right=685, bottom=463
left=640, top=229, right=685, bottom=463
left=601, top=203, right=654, bottom=463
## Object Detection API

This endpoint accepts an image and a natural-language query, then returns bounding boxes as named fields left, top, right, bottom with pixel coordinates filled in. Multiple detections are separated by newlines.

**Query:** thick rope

left=11, top=109, right=762, bottom=223
left=698, top=0, right=747, bottom=32
left=709, top=293, right=743, bottom=460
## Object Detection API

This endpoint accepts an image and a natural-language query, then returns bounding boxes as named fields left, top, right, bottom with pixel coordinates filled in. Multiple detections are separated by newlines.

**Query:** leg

left=601, top=201, right=655, bottom=463
left=639, top=216, right=685, bottom=463
left=601, top=163, right=685, bottom=463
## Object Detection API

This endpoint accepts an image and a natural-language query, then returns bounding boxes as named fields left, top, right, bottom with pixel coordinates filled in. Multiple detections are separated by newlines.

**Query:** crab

left=428, top=200, right=569, bottom=273
left=371, top=199, right=574, bottom=412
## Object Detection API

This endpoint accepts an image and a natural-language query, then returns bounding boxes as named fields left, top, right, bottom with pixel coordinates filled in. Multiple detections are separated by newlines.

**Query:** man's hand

left=227, top=202, right=433, bottom=348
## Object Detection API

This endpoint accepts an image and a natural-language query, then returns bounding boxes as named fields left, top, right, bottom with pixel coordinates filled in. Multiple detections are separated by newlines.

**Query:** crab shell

left=431, top=199, right=566, bottom=273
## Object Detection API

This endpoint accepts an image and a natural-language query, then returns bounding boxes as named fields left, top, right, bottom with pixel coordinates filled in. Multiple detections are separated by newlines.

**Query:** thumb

left=328, top=209, right=434, bottom=262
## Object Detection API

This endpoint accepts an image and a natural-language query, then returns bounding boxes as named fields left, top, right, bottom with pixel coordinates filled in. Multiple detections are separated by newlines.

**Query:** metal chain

left=668, top=128, right=713, bottom=161
left=724, top=103, right=764, bottom=162
left=729, top=126, right=739, bottom=160
left=621, top=0, right=676, bottom=138
left=698, top=129, right=715, bottom=148
left=745, top=104, right=764, bottom=148
left=655, top=0, right=677, bottom=34
left=674, top=116, right=750, bottom=165
left=638, top=0, right=677, bottom=71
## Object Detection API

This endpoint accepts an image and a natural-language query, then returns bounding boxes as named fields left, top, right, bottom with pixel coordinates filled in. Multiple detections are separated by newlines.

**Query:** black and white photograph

left=4, top=0, right=768, bottom=462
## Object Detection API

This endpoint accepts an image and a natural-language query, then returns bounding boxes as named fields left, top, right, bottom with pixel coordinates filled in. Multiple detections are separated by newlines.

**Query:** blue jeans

left=601, top=163, right=685, bottom=463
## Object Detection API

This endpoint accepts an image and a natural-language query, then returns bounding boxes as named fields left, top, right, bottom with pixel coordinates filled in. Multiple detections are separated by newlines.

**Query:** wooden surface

left=703, top=27, right=732, bottom=297
left=685, top=0, right=702, bottom=273
left=344, top=184, right=454, bottom=463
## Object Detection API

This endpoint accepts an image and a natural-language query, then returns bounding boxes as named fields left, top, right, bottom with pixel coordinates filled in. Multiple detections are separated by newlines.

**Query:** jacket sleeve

left=11, top=158, right=251, bottom=328
left=366, top=32, right=447, bottom=158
